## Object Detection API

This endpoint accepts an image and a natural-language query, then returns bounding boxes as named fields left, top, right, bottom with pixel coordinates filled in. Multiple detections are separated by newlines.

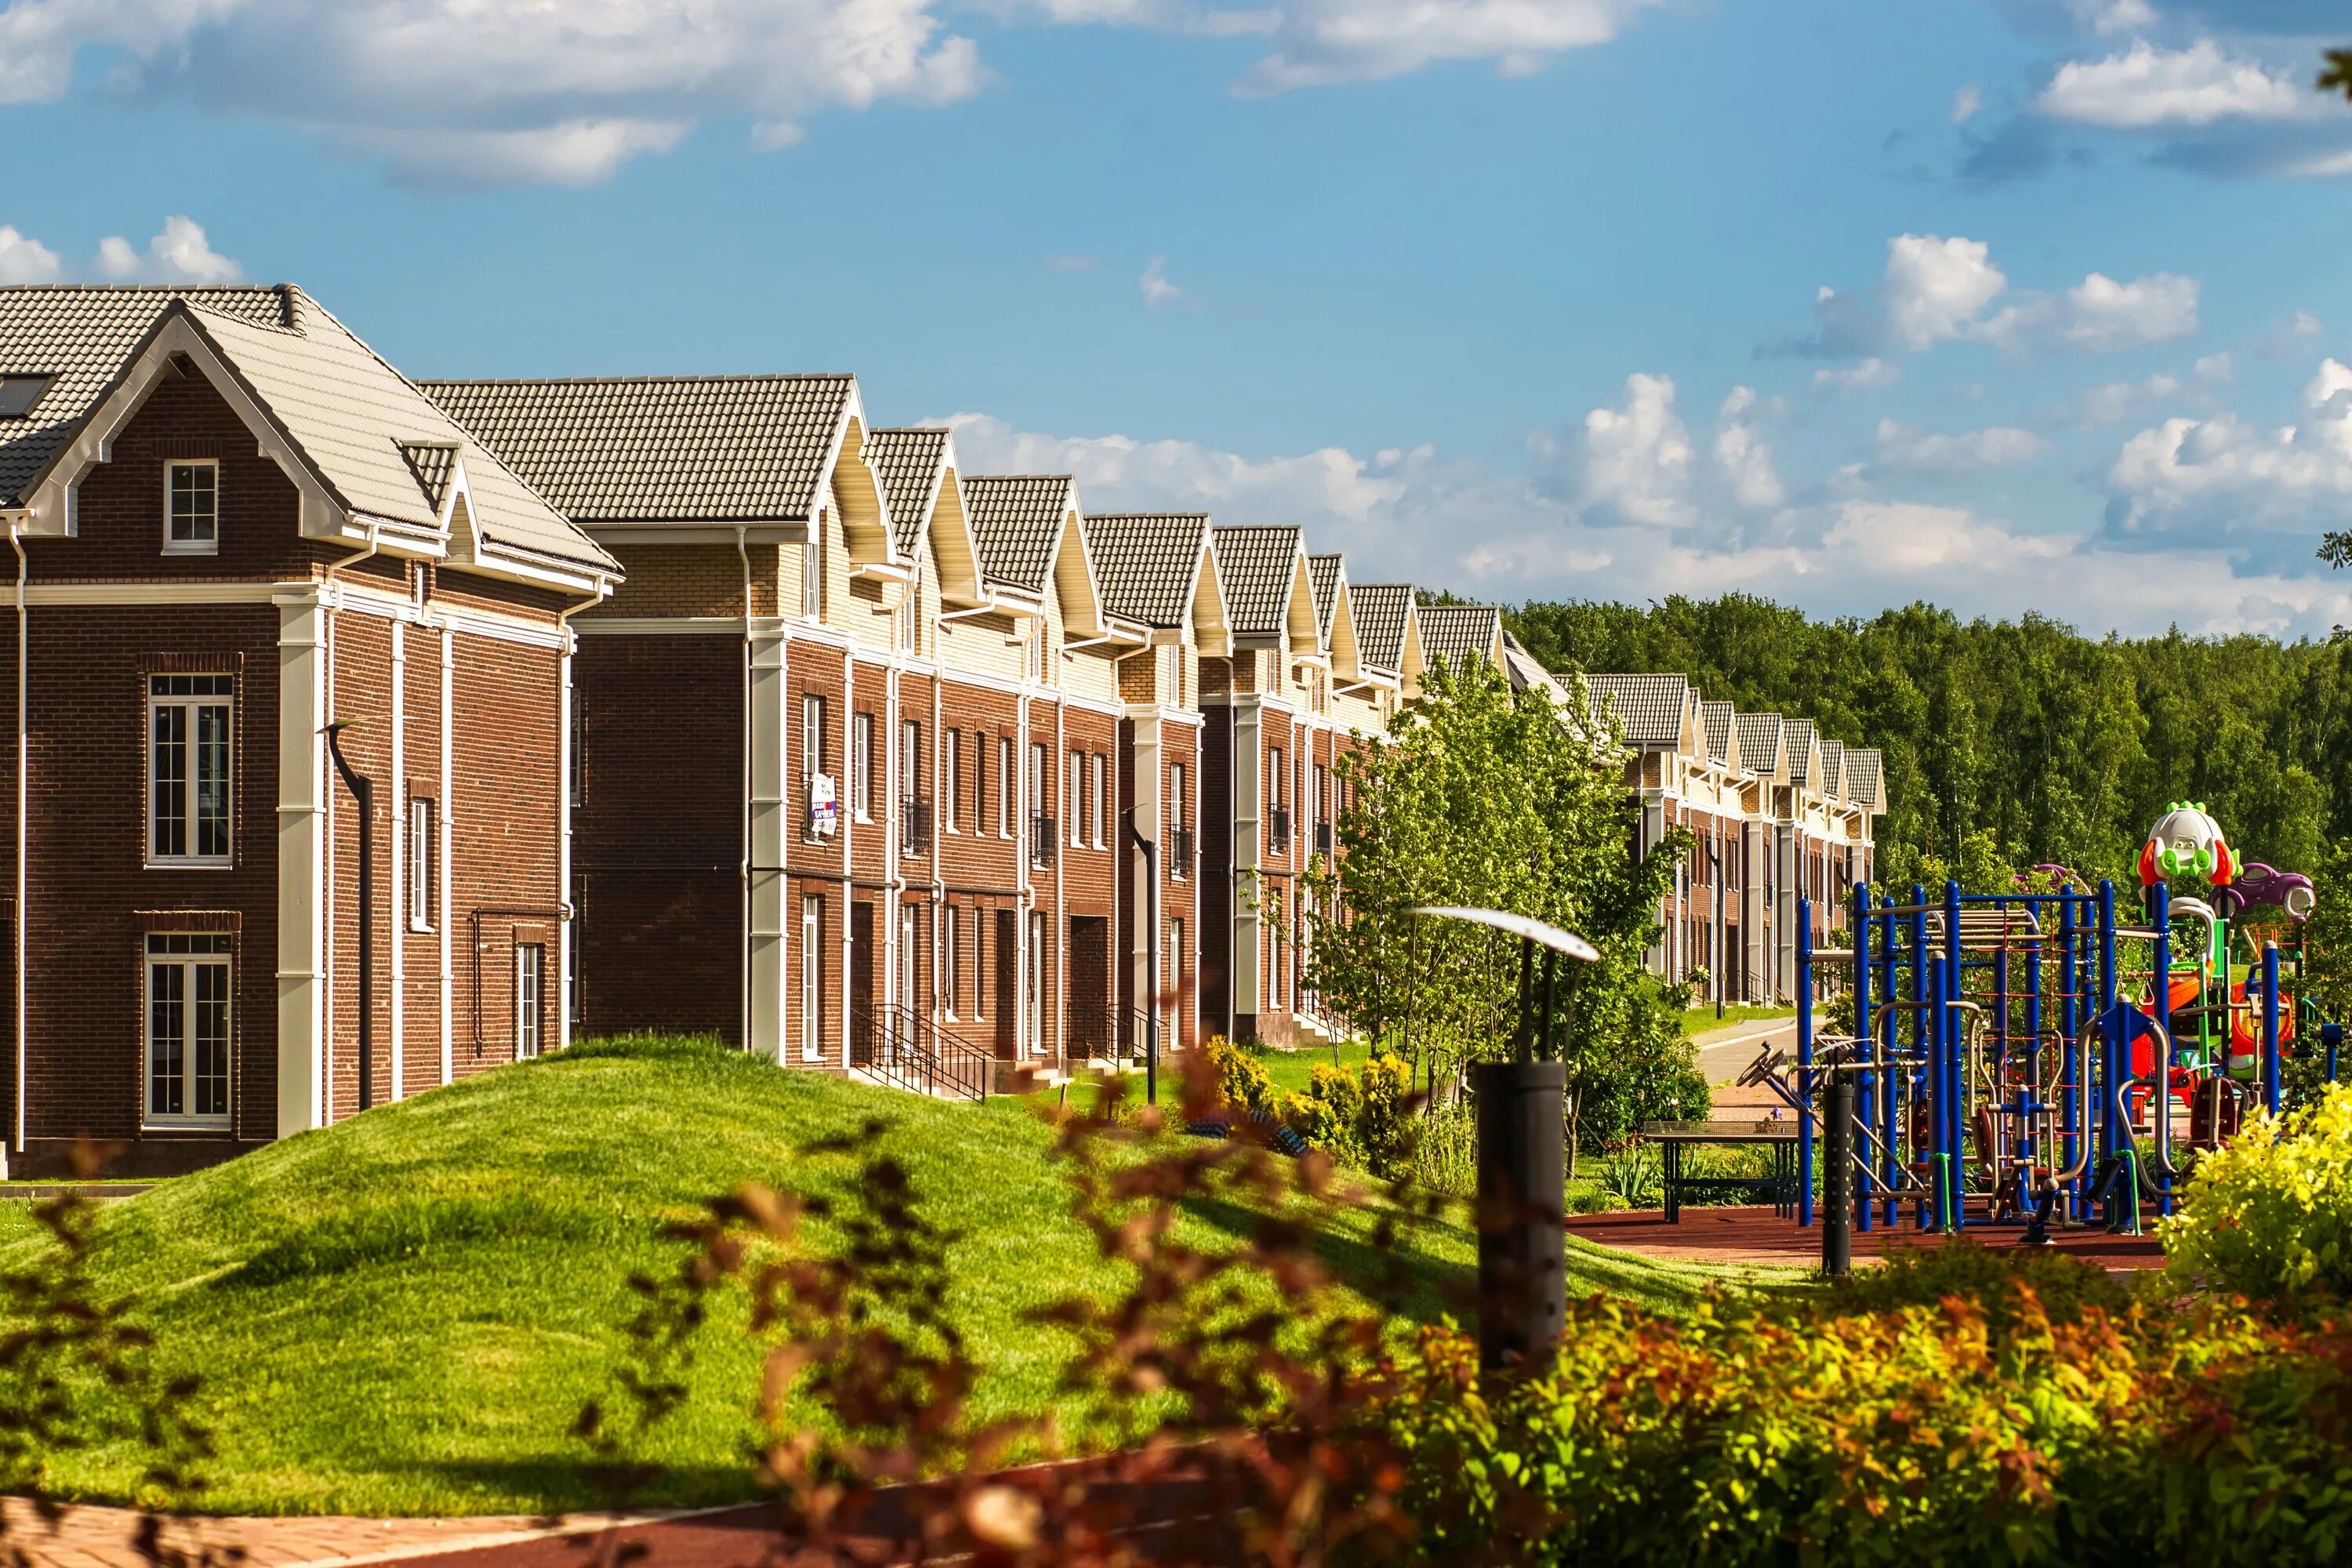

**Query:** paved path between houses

left=1565, top=1203, right=2168, bottom=1272
left=1688, top=1017, right=1797, bottom=1116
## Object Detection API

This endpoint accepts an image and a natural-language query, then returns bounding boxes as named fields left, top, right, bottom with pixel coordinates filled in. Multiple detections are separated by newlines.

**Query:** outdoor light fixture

left=1414, top=905, right=1597, bottom=1375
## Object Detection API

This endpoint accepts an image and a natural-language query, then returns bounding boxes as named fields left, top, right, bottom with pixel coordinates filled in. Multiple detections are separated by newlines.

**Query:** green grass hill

left=4, top=1036, right=1773, bottom=1517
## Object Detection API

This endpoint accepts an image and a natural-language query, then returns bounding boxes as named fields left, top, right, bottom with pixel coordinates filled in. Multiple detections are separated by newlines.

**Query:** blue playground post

left=1943, top=881, right=1964, bottom=1229
left=2263, top=941, right=2282, bottom=1116
left=2149, top=879, right=2171, bottom=1216
left=1853, top=884, right=1873, bottom=1233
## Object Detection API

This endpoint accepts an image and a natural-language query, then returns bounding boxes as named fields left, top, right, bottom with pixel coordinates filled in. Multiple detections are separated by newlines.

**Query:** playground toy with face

left=2139, top=801, right=2238, bottom=889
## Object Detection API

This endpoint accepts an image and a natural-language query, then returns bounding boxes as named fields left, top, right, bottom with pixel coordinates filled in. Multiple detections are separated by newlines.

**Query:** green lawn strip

left=1254, top=1037, right=1375, bottom=1098
left=1678, top=1004, right=1796, bottom=1039
left=8, top=1036, right=1785, bottom=1518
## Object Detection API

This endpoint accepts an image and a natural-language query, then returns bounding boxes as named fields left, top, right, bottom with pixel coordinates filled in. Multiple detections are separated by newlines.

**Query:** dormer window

left=165, top=461, right=219, bottom=555
left=0, top=375, right=54, bottom=419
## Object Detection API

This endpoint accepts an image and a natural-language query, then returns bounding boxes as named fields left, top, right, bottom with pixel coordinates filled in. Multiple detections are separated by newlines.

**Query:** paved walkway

left=1566, top=1203, right=2167, bottom=1271
left=0, top=1499, right=684, bottom=1568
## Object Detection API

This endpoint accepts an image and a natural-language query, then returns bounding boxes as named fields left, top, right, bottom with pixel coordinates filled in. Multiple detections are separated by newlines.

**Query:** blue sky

left=5, top=0, right=2352, bottom=636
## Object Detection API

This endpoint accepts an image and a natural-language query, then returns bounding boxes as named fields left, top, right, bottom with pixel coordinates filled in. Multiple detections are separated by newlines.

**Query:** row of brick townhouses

left=1575, top=674, right=1883, bottom=1006
left=0, top=283, right=1886, bottom=1174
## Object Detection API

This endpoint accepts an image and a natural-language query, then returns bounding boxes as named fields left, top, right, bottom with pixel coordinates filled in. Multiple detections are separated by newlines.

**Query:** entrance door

left=993, top=909, right=1019, bottom=1058
left=1027, top=911, right=1047, bottom=1059
left=1068, top=915, right=1109, bottom=1058
left=899, top=903, right=919, bottom=1035
left=850, top=901, right=875, bottom=1064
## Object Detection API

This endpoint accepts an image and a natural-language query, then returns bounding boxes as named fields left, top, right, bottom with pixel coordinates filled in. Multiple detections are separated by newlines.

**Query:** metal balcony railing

left=1032, top=815, right=1057, bottom=867
left=1171, top=826, right=1193, bottom=877
left=1313, top=821, right=1333, bottom=855
left=901, top=798, right=932, bottom=857
left=1268, top=807, right=1291, bottom=852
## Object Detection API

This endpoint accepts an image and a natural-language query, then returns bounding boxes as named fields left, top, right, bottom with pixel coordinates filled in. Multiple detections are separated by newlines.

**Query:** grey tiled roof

left=1210, top=525, right=1304, bottom=637
left=1844, top=746, right=1884, bottom=808
left=1500, top=630, right=1571, bottom=707
left=1700, top=699, right=1735, bottom=766
left=1735, top=712, right=1784, bottom=775
left=0, top=285, right=611, bottom=571
left=1819, top=739, right=1846, bottom=799
left=1308, top=554, right=1344, bottom=641
left=963, top=475, right=1073, bottom=594
left=1, top=285, right=292, bottom=506
left=1417, top=604, right=1501, bottom=672
left=866, top=427, right=950, bottom=557
left=1585, top=673, right=1689, bottom=746
left=1348, top=583, right=1413, bottom=673
left=1782, top=719, right=1820, bottom=786
left=1082, top=513, right=1207, bottom=627
left=419, top=374, right=853, bottom=524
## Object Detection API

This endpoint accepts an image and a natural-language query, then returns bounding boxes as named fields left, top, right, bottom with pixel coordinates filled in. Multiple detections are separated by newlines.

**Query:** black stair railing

left=849, top=1001, right=991, bottom=1102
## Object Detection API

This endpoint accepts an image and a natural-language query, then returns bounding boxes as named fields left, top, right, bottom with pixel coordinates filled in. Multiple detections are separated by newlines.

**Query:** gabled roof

left=1700, top=699, right=1735, bottom=767
left=419, top=374, right=854, bottom=524
left=964, top=474, right=1075, bottom=596
left=1586, top=673, right=1690, bottom=746
left=866, top=427, right=950, bottom=559
left=1348, top=583, right=1414, bottom=675
left=1844, top=747, right=1885, bottom=811
left=0, top=285, right=291, bottom=507
left=1210, top=525, right=1308, bottom=639
left=1819, top=739, right=1846, bottom=800
left=1417, top=604, right=1503, bottom=672
left=0, top=285, right=614, bottom=575
left=1782, top=717, right=1822, bottom=787
left=1308, top=554, right=1344, bottom=642
left=1735, top=712, right=1785, bottom=777
left=1500, top=630, right=1573, bottom=710
left=1083, top=513, right=1209, bottom=628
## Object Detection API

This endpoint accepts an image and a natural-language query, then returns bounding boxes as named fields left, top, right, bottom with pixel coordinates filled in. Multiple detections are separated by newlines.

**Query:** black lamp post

left=1417, top=906, right=1597, bottom=1375
left=324, top=721, right=375, bottom=1113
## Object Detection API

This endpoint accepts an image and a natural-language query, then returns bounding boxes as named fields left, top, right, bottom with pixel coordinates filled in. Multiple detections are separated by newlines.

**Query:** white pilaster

left=745, top=619, right=789, bottom=1061
left=274, top=590, right=327, bottom=1136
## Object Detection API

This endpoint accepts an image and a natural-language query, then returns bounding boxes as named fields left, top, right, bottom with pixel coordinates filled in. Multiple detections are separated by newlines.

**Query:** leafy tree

left=1305, top=656, right=1700, bottom=1168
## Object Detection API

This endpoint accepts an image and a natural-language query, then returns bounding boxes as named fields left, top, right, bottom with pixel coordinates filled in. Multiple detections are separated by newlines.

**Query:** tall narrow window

left=568, top=691, right=586, bottom=808
left=974, top=914, right=989, bottom=1020
left=1025, top=633, right=1044, bottom=682
left=1069, top=750, right=1084, bottom=847
left=145, top=933, right=230, bottom=1127
left=1029, top=742, right=1047, bottom=826
left=803, top=526, right=822, bottom=619
left=901, top=719, right=924, bottom=858
left=165, top=460, right=218, bottom=554
left=148, top=674, right=233, bottom=866
left=1091, top=753, right=1105, bottom=848
left=1170, top=762, right=1189, bottom=881
left=409, top=796, right=434, bottom=931
left=943, top=905, right=960, bottom=1018
left=515, top=942, right=545, bottom=1059
left=1000, top=737, right=1015, bottom=835
left=972, top=733, right=987, bottom=833
left=804, top=695, right=833, bottom=839
left=800, top=895, right=823, bottom=1061
left=853, top=713, right=874, bottom=820
left=899, top=596, right=919, bottom=654
left=943, top=731, right=960, bottom=833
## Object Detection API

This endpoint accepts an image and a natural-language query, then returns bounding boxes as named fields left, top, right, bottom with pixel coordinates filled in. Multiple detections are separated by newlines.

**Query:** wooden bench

left=1640, top=1119, right=1801, bottom=1223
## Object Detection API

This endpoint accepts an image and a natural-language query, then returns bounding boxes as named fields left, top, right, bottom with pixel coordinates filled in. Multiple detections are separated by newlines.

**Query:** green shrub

left=1358, top=1282, right=2352, bottom=1565
left=1278, top=1052, right=1421, bottom=1182
left=2164, top=1083, right=2352, bottom=1301
left=1200, top=1033, right=1276, bottom=1115
left=1824, top=1236, right=2131, bottom=1338
left=1412, top=1102, right=1476, bottom=1197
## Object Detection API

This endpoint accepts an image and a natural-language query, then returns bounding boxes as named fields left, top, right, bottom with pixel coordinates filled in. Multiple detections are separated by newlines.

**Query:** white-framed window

left=148, top=673, right=233, bottom=866
left=899, top=595, right=919, bottom=654
left=145, top=932, right=231, bottom=1128
left=971, top=732, right=987, bottom=833
left=943, top=731, right=960, bottom=833
left=802, top=524, right=822, bottom=620
left=943, top=905, right=960, bottom=1018
left=901, top=719, right=921, bottom=808
left=800, top=895, right=823, bottom=1061
left=164, top=460, right=219, bottom=555
left=514, top=942, right=545, bottom=1058
left=1069, top=750, right=1084, bottom=847
left=569, top=692, right=585, bottom=808
left=1025, top=632, right=1043, bottom=682
left=1091, top=753, right=1105, bottom=848
left=1170, top=762, right=1188, bottom=880
left=409, top=796, right=434, bottom=931
left=1000, top=737, right=1015, bottom=836
left=973, top=913, right=989, bottom=1021
left=853, top=712, right=875, bottom=821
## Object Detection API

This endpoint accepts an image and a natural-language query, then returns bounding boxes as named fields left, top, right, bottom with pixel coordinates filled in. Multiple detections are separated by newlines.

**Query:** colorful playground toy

left=1751, top=804, right=2336, bottom=1243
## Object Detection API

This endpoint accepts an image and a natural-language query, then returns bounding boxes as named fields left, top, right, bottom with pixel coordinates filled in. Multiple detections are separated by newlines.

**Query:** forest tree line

left=1501, top=594, right=2352, bottom=895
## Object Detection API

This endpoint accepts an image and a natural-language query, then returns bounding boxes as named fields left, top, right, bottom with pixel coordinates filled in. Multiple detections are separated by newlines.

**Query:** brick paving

left=1567, top=1203, right=2168, bottom=1271
left=0, top=1499, right=686, bottom=1568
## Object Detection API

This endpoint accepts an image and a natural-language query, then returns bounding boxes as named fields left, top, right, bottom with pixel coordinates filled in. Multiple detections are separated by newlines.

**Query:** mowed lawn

left=6, top=1036, right=1786, bottom=1517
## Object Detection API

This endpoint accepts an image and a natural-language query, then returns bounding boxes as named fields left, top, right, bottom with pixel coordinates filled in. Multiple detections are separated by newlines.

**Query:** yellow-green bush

left=2164, top=1083, right=2352, bottom=1300
left=1199, top=1033, right=1276, bottom=1115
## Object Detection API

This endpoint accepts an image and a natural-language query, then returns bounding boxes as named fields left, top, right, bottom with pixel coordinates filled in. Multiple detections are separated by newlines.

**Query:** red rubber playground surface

left=1567, top=1205, right=2168, bottom=1272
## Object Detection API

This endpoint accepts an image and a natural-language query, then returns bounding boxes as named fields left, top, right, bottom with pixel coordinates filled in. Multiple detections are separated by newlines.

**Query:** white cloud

left=1881, top=234, right=2008, bottom=352
left=1044, top=253, right=1100, bottom=273
left=93, top=216, right=242, bottom=284
left=0, top=224, right=63, bottom=284
left=1138, top=255, right=1182, bottom=308
left=2106, top=358, right=2352, bottom=552
left=1978, top=270, right=2198, bottom=355
left=2062, top=372, right=2184, bottom=427
left=2063, top=0, right=2154, bottom=34
left=1872, top=419, right=2047, bottom=472
left=2252, top=310, right=2325, bottom=358
left=0, top=0, right=985, bottom=187
left=2037, top=39, right=2305, bottom=130
left=2195, top=352, right=2232, bottom=382
left=1713, top=386, right=1784, bottom=509
left=1812, top=358, right=1900, bottom=391
left=1951, top=83, right=1981, bottom=124
left=1577, top=372, right=1694, bottom=528
left=1235, top=0, right=1664, bottom=94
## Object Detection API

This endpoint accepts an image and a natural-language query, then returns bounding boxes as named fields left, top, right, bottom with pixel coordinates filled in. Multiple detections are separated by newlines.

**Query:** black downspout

left=325, top=722, right=373, bottom=1112
left=1138, top=825, right=1159, bottom=1106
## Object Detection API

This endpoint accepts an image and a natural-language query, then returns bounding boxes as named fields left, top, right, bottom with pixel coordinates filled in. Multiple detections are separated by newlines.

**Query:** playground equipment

left=1744, top=805, right=2339, bottom=1240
